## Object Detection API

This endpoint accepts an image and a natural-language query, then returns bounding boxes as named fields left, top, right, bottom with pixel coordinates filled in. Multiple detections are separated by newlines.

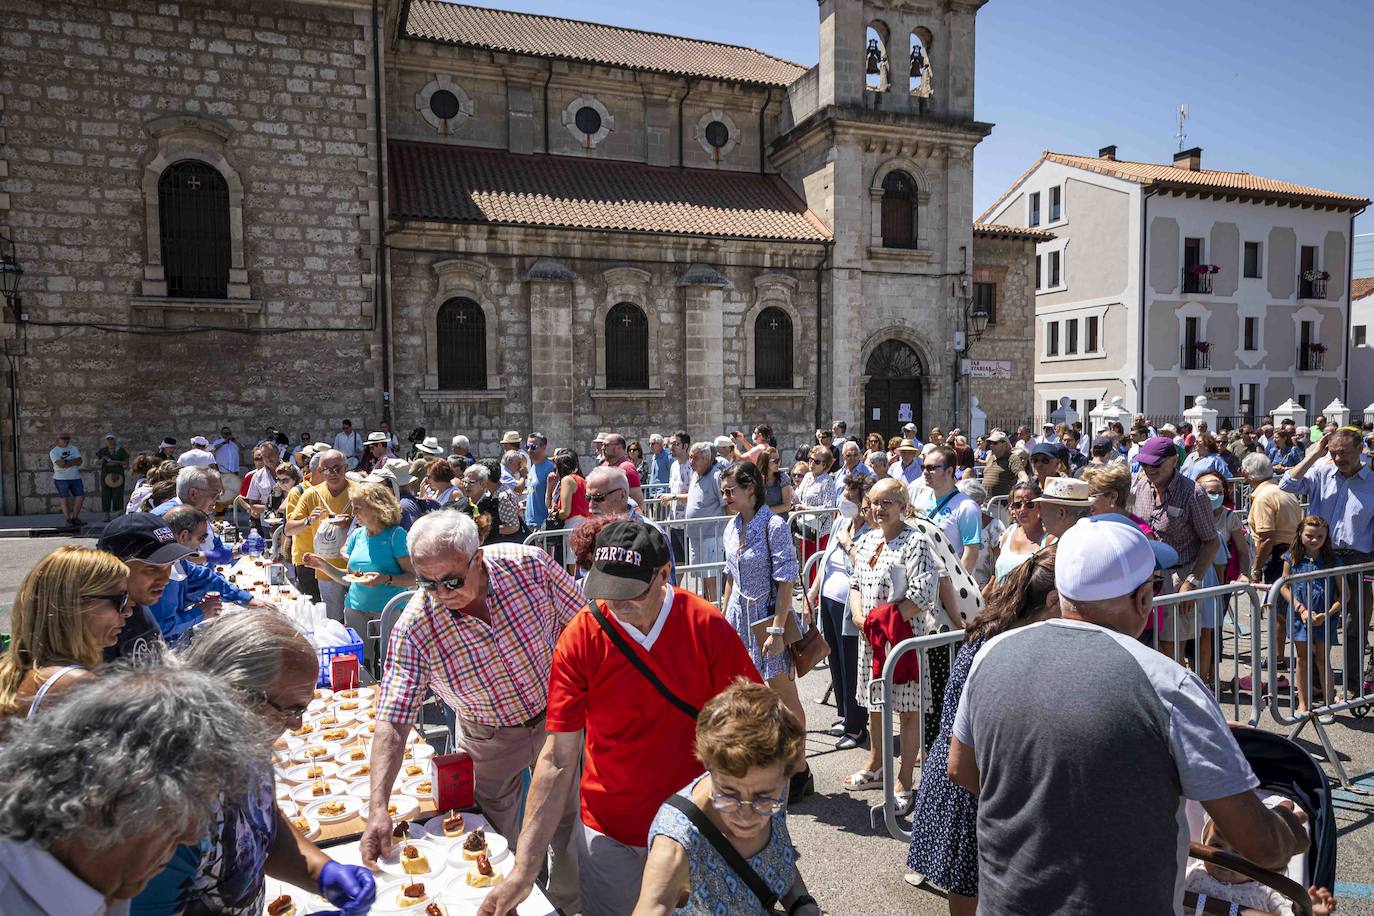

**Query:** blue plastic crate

left=317, top=627, right=364, bottom=687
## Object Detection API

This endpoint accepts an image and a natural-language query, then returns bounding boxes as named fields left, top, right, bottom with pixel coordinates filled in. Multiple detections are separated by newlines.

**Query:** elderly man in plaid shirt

left=360, top=510, right=582, bottom=910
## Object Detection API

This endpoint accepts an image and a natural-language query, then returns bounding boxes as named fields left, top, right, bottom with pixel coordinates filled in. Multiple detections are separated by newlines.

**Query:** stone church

left=0, top=0, right=1037, bottom=513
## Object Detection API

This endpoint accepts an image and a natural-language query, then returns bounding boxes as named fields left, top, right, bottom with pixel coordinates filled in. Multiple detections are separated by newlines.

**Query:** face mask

left=838, top=498, right=860, bottom=519
left=1208, top=492, right=1224, bottom=509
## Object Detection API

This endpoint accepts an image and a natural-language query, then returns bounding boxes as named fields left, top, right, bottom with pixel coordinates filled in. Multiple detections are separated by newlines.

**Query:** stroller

left=1184, top=725, right=1336, bottom=916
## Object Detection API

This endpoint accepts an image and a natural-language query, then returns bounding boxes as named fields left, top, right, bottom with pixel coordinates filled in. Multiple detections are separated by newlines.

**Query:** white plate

left=338, top=761, right=375, bottom=783
left=282, top=762, right=339, bottom=785
left=421, top=811, right=490, bottom=840
left=345, top=781, right=373, bottom=801
left=291, top=745, right=336, bottom=764
left=277, top=799, right=299, bottom=818
left=399, top=775, right=435, bottom=800
left=312, top=688, right=334, bottom=702
left=317, top=707, right=357, bottom=726
left=449, top=853, right=514, bottom=900
left=383, top=794, right=420, bottom=822
left=377, top=838, right=447, bottom=879
left=376, top=879, right=439, bottom=913
left=303, top=796, right=360, bottom=824
left=289, top=779, right=348, bottom=805
left=275, top=781, right=291, bottom=801
left=273, top=733, right=308, bottom=754
left=447, top=828, right=510, bottom=866
left=332, top=697, right=374, bottom=715
left=284, top=814, right=321, bottom=841
left=315, top=726, right=357, bottom=748
left=306, top=698, right=330, bottom=715
left=334, top=744, right=372, bottom=766
left=333, top=686, right=376, bottom=700
left=395, top=760, right=432, bottom=782
left=263, top=878, right=333, bottom=915
left=398, top=743, right=434, bottom=763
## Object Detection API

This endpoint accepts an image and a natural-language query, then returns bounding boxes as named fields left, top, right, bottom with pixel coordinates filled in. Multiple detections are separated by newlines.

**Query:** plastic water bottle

left=244, top=528, right=264, bottom=557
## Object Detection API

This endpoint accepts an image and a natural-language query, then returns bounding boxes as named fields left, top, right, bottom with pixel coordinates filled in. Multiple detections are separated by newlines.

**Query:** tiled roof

left=980, top=151, right=1369, bottom=221
left=402, top=1, right=808, bottom=87
left=973, top=222, right=1054, bottom=241
left=1354, top=277, right=1374, bottom=301
left=387, top=141, right=831, bottom=242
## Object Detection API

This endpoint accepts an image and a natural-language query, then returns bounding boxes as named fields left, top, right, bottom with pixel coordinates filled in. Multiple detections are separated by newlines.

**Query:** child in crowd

left=1186, top=812, right=1336, bottom=916
left=1279, top=516, right=1341, bottom=720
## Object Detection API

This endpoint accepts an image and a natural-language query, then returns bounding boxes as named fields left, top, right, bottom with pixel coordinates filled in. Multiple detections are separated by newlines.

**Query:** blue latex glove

left=317, top=860, right=376, bottom=915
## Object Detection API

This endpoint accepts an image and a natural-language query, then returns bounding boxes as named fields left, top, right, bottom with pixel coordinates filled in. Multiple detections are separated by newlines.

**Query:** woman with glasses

left=135, top=610, right=376, bottom=916
left=1267, top=426, right=1303, bottom=471
left=993, top=482, right=1046, bottom=583
left=0, top=546, right=130, bottom=719
left=627, top=439, right=649, bottom=485
left=794, top=445, right=839, bottom=582
left=1026, top=442, right=1067, bottom=490
left=1081, top=464, right=1154, bottom=537
left=719, top=461, right=812, bottom=802
left=757, top=449, right=794, bottom=519
left=634, top=680, right=819, bottom=916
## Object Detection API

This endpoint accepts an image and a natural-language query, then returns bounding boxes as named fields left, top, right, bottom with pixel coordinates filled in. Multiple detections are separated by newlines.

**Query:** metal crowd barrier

left=870, top=630, right=966, bottom=842
left=1149, top=580, right=1266, bottom=726
left=1263, top=560, right=1374, bottom=790
left=985, top=494, right=1010, bottom=528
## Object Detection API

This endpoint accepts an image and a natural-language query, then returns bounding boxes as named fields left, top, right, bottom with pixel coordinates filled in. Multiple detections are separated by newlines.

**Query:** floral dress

left=851, top=525, right=938, bottom=716
left=723, top=507, right=800, bottom=680
left=648, top=774, right=796, bottom=916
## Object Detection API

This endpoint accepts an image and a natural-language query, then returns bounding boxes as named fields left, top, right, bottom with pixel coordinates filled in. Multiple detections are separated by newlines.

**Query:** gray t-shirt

left=953, top=618, right=1257, bottom=915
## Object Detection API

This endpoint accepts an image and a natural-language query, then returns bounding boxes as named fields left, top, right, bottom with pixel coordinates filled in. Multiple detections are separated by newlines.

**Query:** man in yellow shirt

left=286, top=449, right=357, bottom=621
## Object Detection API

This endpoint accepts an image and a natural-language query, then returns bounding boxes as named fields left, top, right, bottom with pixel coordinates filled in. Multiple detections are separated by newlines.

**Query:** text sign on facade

left=1204, top=385, right=1232, bottom=402
left=969, top=359, right=1012, bottom=379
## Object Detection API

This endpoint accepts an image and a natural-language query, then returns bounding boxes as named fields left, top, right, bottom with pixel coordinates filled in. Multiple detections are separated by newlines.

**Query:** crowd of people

left=4, top=409, right=1369, bottom=915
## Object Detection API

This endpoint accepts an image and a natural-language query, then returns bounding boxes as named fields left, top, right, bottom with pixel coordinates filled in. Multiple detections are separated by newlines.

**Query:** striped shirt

left=376, top=544, right=585, bottom=727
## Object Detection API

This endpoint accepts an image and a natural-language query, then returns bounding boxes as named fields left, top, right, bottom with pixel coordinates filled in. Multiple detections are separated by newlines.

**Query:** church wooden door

left=863, top=339, right=923, bottom=442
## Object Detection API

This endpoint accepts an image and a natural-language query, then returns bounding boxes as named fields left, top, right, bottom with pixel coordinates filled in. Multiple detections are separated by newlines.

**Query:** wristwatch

left=766, top=625, right=786, bottom=635
left=1184, top=574, right=1203, bottom=587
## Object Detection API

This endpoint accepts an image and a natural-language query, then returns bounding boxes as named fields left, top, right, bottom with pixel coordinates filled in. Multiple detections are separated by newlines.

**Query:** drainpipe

left=814, top=241, right=833, bottom=429
left=757, top=87, right=772, bottom=174
left=1137, top=188, right=1155, bottom=414
left=1343, top=205, right=1367, bottom=403
left=542, top=60, right=554, bottom=154
left=372, top=0, right=393, bottom=422
left=677, top=79, right=695, bottom=167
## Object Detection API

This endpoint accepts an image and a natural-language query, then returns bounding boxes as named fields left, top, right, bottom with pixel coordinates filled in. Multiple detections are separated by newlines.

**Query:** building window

left=1244, top=317, right=1258, bottom=351
left=1184, top=394, right=1196, bottom=410
left=436, top=297, right=487, bottom=390
left=754, top=306, right=793, bottom=389
left=973, top=282, right=997, bottom=325
left=1048, top=250, right=1062, bottom=288
left=1049, top=185, right=1062, bottom=222
left=1239, top=383, right=1258, bottom=426
left=1065, top=318, right=1079, bottom=355
left=1356, top=324, right=1368, bottom=347
left=880, top=170, right=918, bottom=249
left=1084, top=398, right=1098, bottom=420
left=1035, top=254, right=1042, bottom=290
left=1046, top=321, right=1059, bottom=357
left=1085, top=315, right=1099, bottom=352
left=1297, top=393, right=1311, bottom=412
left=1244, top=242, right=1262, bottom=278
left=1299, top=245, right=1322, bottom=298
left=605, top=302, right=649, bottom=389
left=158, top=160, right=230, bottom=298
left=1028, top=192, right=1041, bottom=227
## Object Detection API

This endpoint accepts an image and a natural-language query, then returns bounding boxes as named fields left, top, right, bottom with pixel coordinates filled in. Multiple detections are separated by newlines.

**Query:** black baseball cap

left=583, top=519, right=670, bottom=601
left=97, top=514, right=196, bottom=565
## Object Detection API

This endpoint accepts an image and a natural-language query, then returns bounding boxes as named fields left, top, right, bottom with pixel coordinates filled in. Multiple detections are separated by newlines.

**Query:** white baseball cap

left=1055, top=518, right=1155, bottom=603
left=190, top=435, right=209, bottom=448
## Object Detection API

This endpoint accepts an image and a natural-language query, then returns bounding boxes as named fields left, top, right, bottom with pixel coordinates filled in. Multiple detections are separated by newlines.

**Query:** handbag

left=757, top=515, right=830, bottom=677
left=590, top=602, right=700, bottom=720
left=664, top=794, right=779, bottom=912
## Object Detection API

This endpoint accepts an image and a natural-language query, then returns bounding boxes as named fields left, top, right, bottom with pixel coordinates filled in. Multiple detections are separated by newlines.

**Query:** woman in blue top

left=1267, top=426, right=1304, bottom=471
left=1180, top=432, right=1230, bottom=481
left=635, top=681, right=819, bottom=916
left=720, top=460, right=810, bottom=802
left=306, top=482, right=414, bottom=670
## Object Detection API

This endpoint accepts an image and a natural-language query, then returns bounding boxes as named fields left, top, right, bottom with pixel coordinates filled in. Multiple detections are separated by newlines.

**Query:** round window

left=429, top=89, right=461, bottom=121
left=704, top=120, right=730, bottom=149
left=574, top=105, right=602, bottom=136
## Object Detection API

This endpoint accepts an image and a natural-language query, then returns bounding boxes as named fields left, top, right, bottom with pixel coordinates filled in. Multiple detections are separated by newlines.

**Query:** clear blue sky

left=466, top=0, right=1373, bottom=231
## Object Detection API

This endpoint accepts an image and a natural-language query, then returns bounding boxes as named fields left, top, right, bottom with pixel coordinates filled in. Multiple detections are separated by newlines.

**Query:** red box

left=330, top=654, right=359, bottom=690
left=434, top=751, right=475, bottom=811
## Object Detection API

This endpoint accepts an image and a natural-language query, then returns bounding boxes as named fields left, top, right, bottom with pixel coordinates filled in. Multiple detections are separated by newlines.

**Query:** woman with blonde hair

left=0, top=546, right=130, bottom=718
left=305, top=481, right=413, bottom=669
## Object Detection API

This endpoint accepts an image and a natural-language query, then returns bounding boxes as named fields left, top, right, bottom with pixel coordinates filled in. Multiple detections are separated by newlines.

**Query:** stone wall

left=969, top=233, right=1036, bottom=427
left=0, top=0, right=381, bottom=512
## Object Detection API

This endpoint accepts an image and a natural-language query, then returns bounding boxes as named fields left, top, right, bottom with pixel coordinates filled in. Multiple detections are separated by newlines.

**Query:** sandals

left=893, top=790, right=915, bottom=816
left=843, top=769, right=882, bottom=791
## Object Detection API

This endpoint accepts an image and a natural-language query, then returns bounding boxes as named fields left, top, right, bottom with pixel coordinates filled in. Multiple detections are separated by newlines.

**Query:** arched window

left=436, top=297, right=487, bottom=390
left=605, top=302, right=649, bottom=389
left=881, top=170, right=918, bottom=249
left=158, top=160, right=230, bottom=298
left=754, top=307, right=793, bottom=389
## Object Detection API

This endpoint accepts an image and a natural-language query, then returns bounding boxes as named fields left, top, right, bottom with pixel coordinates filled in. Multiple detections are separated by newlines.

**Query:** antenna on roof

left=1176, top=104, right=1188, bottom=152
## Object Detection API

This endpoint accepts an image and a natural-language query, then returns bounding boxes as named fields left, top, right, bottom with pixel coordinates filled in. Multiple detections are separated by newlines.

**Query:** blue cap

left=1085, top=514, right=1178, bottom=570
left=1028, top=442, right=1061, bottom=459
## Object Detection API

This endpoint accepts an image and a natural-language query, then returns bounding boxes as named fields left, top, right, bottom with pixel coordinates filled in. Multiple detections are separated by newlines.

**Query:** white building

left=980, top=145, right=1369, bottom=426
left=1351, top=279, right=1374, bottom=413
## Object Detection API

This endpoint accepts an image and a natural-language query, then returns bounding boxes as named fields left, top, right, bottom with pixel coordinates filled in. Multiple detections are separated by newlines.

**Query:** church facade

left=0, top=0, right=1030, bottom=513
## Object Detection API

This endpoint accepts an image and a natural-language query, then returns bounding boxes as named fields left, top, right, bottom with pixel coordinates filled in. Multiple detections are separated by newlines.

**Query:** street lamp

left=967, top=299, right=989, bottom=341
left=0, top=231, right=21, bottom=307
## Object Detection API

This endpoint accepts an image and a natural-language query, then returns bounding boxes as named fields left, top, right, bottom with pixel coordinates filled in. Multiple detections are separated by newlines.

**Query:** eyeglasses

left=874, top=498, right=902, bottom=509
left=587, top=487, right=624, bottom=503
left=1007, top=501, right=1033, bottom=510
left=248, top=690, right=309, bottom=721
left=1087, top=491, right=1108, bottom=500
left=1139, top=461, right=1165, bottom=471
left=416, top=573, right=467, bottom=592
left=708, top=790, right=785, bottom=817
left=321, top=463, right=347, bottom=474
left=809, top=458, right=827, bottom=465
left=922, top=464, right=949, bottom=473
left=90, top=592, right=129, bottom=613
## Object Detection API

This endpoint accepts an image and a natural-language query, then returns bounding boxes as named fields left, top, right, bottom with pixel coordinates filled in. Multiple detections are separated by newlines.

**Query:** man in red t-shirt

left=599, top=433, right=643, bottom=506
left=478, top=519, right=759, bottom=916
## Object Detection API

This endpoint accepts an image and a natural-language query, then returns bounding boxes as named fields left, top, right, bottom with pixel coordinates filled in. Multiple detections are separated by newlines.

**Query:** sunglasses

left=922, top=464, right=949, bottom=473
left=809, top=458, right=827, bottom=465
left=416, top=573, right=467, bottom=592
left=1007, top=501, right=1033, bottom=510
left=587, top=487, right=624, bottom=503
left=1030, top=455, right=1056, bottom=464
left=90, top=592, right=129, bottom=613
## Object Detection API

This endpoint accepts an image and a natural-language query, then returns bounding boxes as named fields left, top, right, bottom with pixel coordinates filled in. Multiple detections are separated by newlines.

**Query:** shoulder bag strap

left=589, top=602, right=699, bottom=720
left=664, top=794, right=778, bottom=910
left=931, top=489, right=958, bottom=517
left=28, top=664, right=85, bottom=719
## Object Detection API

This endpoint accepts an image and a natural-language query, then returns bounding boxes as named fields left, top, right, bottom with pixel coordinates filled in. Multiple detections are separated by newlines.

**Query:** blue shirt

left=1278, top=464, right=1374, bottom=554
left=343, top=524, right=410, bottom=612
left=840, top=461, right=875, bottom=479
left=890, top=457, right=923, bottom=485
left=525, top=458, right=555, bottom=527
left=148, top=561, right=253, bottom=643
left=1180, top=454, right=1229, bottom=481
left=919, top=488, right=982, bottom=550
left=648, top=449, right=674, bottom=486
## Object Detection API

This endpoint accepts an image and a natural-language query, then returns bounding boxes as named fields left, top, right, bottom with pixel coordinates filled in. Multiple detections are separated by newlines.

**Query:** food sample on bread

left=400, top=843, right=432, bottom=875
left=441, top=811, right=465, bottom=838
left=266, top=894, right=296, bottom=916
left=464, top=853, right=503, bottom=888
left=396, top=882, right=428, bottom=908
left=462, top=828, right=488, bottom=860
